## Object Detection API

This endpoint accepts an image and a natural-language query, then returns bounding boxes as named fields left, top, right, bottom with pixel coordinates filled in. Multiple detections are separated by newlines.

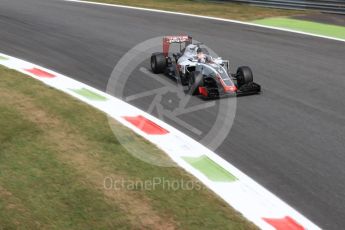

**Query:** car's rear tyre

left=236, top=66, right=253, bottom=86
left=151, top=53, right=166, bottom=74
left=188, top=71, right=203, bottom=95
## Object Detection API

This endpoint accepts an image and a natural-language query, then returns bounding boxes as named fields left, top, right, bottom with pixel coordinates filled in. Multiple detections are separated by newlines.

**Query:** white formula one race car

left=150, top=35, right=261, bottom=98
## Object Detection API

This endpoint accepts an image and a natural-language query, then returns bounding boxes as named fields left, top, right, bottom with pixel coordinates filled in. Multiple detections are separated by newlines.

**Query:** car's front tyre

left=236, top=66, right=253, bottom=87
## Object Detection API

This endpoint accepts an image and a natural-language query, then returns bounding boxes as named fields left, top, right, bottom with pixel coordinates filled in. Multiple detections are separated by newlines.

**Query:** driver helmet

left=197, top=47, right=206, bottom=63
left=197, top=47, right=203, bottom=54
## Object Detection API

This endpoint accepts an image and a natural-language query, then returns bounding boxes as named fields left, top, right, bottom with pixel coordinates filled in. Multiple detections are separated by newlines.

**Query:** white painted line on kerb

left=65, top=0, right=345, bottom=43
left=0, top=52, right=322, bottom=230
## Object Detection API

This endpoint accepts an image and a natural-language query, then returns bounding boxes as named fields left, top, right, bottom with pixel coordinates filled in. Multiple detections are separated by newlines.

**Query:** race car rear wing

left=163, top=35, right=192, bottom=57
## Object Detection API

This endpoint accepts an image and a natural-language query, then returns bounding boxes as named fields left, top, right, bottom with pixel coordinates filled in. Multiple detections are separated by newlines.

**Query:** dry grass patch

left=86, top=0, right=302, bottom=21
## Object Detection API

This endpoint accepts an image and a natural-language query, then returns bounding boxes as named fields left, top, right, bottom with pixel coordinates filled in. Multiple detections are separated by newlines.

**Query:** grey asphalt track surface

left=1, top=0, right=345, bottom=229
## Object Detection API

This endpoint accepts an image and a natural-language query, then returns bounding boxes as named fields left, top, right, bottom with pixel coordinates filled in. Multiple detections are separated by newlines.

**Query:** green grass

left=0, top=66, right=257, bottom=229
left=253, top=17, right=345, bottom=40
left=85, top=0, right=301, bottom=21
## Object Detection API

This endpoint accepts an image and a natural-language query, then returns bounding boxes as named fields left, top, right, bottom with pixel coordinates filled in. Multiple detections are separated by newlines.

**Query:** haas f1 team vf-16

left=150, top=35, right=261, bottom=98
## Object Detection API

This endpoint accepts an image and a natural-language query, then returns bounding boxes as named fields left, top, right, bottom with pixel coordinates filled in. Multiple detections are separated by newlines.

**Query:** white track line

left=65, top=0, right=345, bottom=43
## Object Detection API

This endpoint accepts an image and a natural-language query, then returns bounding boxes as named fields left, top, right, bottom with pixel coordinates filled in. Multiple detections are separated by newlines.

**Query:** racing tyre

left=151, top=53, right=166, bottom=74
left=236, top=66, right=253, bottom=86
left=188, top=71, right=203, bottom=95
